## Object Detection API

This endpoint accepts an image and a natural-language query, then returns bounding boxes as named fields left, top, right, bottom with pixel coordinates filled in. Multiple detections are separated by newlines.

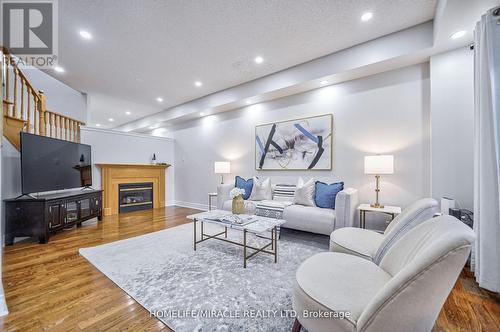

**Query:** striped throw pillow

left=273, top=184, right=296, bottom=202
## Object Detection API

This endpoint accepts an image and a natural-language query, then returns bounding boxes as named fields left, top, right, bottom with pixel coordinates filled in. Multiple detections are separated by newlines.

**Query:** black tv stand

left=81, top=186, right=96, bottom=191
left=4, top=189, right=103, bottom=244
left=14, top=193, right=37, bottom=199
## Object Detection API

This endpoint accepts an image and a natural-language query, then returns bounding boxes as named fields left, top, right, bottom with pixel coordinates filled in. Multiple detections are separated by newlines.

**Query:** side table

left=357, top=204, right=402, bottom=229
left=208, top=192, right=217, bottom=211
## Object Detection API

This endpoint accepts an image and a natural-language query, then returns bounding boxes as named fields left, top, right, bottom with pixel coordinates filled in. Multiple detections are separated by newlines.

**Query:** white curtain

left=472, top=7, right=500, bottom=293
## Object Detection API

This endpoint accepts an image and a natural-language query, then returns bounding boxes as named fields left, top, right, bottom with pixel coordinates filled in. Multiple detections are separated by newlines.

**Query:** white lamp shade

left=364, top=155, right=394, bottom=174
left=214, top=161, right=231, bottom=174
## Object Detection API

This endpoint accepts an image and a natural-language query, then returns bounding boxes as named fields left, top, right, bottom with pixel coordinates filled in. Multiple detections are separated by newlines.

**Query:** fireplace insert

left=119, top=182, right=153, bottom=213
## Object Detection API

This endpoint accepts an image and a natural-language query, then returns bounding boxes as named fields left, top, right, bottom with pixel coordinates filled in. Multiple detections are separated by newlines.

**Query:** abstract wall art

left=255, top=114, right=333, bottom=170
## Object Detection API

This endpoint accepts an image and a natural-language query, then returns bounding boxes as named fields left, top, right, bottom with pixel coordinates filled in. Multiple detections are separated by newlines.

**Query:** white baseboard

left=172, top=200, right=217, bottom=211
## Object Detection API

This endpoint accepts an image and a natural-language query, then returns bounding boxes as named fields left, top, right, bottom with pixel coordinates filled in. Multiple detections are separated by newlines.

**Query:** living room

left=0, top=0, right=499, bottom=331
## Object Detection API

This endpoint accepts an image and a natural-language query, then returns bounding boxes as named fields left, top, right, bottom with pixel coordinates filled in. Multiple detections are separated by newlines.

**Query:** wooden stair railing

left=1, top=47, right=85, bottom=150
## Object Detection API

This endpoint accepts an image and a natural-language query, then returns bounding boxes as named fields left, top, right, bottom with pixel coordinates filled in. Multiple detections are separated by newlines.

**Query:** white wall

left=80, top=128, right=175, bottom=205
left=430, top=47, right=474, bottom=210
left=86, top=93, right=161, bottom=129
left=172, top=64, right=431, bottom=227
left=22, top=68, right=87, bottom=123
left=1, top=141, right=22, bottom=199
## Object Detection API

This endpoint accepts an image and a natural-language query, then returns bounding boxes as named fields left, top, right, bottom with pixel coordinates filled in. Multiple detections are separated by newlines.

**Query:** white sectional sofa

left=217, top=183, right=358, bottom=235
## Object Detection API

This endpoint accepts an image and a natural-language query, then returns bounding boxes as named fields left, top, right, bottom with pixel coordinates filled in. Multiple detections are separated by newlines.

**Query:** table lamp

left=214, top=161, right=231, bottom=184
left=364, top=155, right=394, bottom=208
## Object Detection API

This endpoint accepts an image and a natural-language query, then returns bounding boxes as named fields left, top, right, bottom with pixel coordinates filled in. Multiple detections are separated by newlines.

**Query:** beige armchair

left=292, top=215, right=475, bottom=332
left=330, top=198, right=438, bottom=263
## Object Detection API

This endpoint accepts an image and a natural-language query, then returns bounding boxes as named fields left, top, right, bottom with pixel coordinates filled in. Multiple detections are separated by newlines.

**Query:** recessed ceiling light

left=320, top=80, right=329, bottom=85
left=451, top=30, right=467, bottom=39
left=194, top=81, right=203, bottom=87
left=361, top=12, right=373, bottom=22
left=95, top=124, right=101, bottom=127
left=245, top=100, right=252, bottom=105
left=125, top=111, right=131, bottom=115
left=79, top=30, right=93, bottom=40
left=254, top=56, right=264, bottom=64
left=156, top=97, right=163, bottom=102
left=108, top=118, right=114, bottom=122
left=54, top=66, right=65, bottom=73
left=200, top=112, right=205, bottom=116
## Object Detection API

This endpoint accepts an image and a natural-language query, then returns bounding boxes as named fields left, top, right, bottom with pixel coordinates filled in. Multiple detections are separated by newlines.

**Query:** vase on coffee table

left=232, top=195, right=245, bottom=214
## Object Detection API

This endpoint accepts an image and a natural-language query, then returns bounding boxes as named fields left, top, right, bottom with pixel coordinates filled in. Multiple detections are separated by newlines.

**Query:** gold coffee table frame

left=193, top=218, right=279, bottom=268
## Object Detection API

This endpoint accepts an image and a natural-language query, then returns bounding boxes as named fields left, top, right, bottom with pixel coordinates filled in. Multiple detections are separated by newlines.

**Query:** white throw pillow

left=249, top=177, right=272, bottom=201
left=293, top=177, right=316, bottom=206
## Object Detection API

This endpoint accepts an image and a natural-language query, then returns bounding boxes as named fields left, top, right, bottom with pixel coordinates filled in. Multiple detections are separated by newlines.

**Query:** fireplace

left=97, top=164, right=169, bottom=215
left=119, top=182, right=153, bottom=213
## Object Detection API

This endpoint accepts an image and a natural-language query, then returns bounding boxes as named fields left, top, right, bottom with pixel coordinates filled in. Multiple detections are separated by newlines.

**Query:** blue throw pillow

left=235, top=176, right=253, bottom=200
left=315, top=181, right=344, bottom=209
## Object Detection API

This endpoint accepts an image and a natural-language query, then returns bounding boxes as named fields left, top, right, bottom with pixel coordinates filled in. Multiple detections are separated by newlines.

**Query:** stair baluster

left=48, top=112, right=53, bottom=138
left=38, top=91, right=46, bottom=136
left=72, top=121, right=77, bottom=142
left=27, top=89, right=31, bottom=133
left=13, top=68, right=17, bottom=118
left=65, top=118, right=70, bottom=141
left=57, top=114, right=61, bottom=139
left=5, top=55, right=9, bottom=105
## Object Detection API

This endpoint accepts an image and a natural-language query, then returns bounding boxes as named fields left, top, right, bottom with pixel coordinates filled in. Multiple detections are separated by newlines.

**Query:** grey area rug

left=79, top=223, right=328, bottom=331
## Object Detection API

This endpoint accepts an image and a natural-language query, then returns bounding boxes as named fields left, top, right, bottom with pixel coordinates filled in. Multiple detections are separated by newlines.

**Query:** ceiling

left=433, top=0, right=500, bottom=50
left=52, top=0, right=437, bottom=128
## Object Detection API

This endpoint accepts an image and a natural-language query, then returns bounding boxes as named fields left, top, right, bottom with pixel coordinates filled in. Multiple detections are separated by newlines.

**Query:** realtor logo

left=1, top=0, right=58, bottom=68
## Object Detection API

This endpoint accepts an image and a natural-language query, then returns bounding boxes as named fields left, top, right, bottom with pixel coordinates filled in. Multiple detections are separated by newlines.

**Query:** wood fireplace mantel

left=97, top=163, right=170, bottom=215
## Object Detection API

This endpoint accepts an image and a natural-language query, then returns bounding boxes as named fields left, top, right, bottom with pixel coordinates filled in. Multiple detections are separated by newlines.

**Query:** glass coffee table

left=187, top=210, right=286, bottom=268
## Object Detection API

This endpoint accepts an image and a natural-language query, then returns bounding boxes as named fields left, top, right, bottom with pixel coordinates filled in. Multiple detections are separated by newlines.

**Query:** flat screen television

left=20, top=133, right=92, bottom=194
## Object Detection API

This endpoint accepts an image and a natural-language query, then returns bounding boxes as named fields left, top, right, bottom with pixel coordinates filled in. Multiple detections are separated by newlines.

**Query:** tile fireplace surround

left=97, top=164, right=170, bottom=215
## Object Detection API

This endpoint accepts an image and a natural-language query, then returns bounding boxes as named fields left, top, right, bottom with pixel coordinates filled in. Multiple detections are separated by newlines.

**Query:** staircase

left=1, top=47, right=85, bottom=150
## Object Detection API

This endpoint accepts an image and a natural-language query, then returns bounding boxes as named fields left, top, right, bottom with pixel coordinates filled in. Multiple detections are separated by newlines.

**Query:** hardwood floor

left=1, top=206, right=195, bottom=332
left=1, top=206, right=499, bottom=331
left=434, top=268, right=500, bottom=332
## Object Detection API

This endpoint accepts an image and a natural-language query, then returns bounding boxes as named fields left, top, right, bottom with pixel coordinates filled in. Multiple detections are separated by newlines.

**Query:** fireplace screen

left=119, top=182, right=153, bottom=213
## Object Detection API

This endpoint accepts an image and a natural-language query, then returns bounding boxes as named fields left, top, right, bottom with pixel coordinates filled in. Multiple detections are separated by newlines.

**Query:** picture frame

left=255, top=114, right=333, bottom=170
